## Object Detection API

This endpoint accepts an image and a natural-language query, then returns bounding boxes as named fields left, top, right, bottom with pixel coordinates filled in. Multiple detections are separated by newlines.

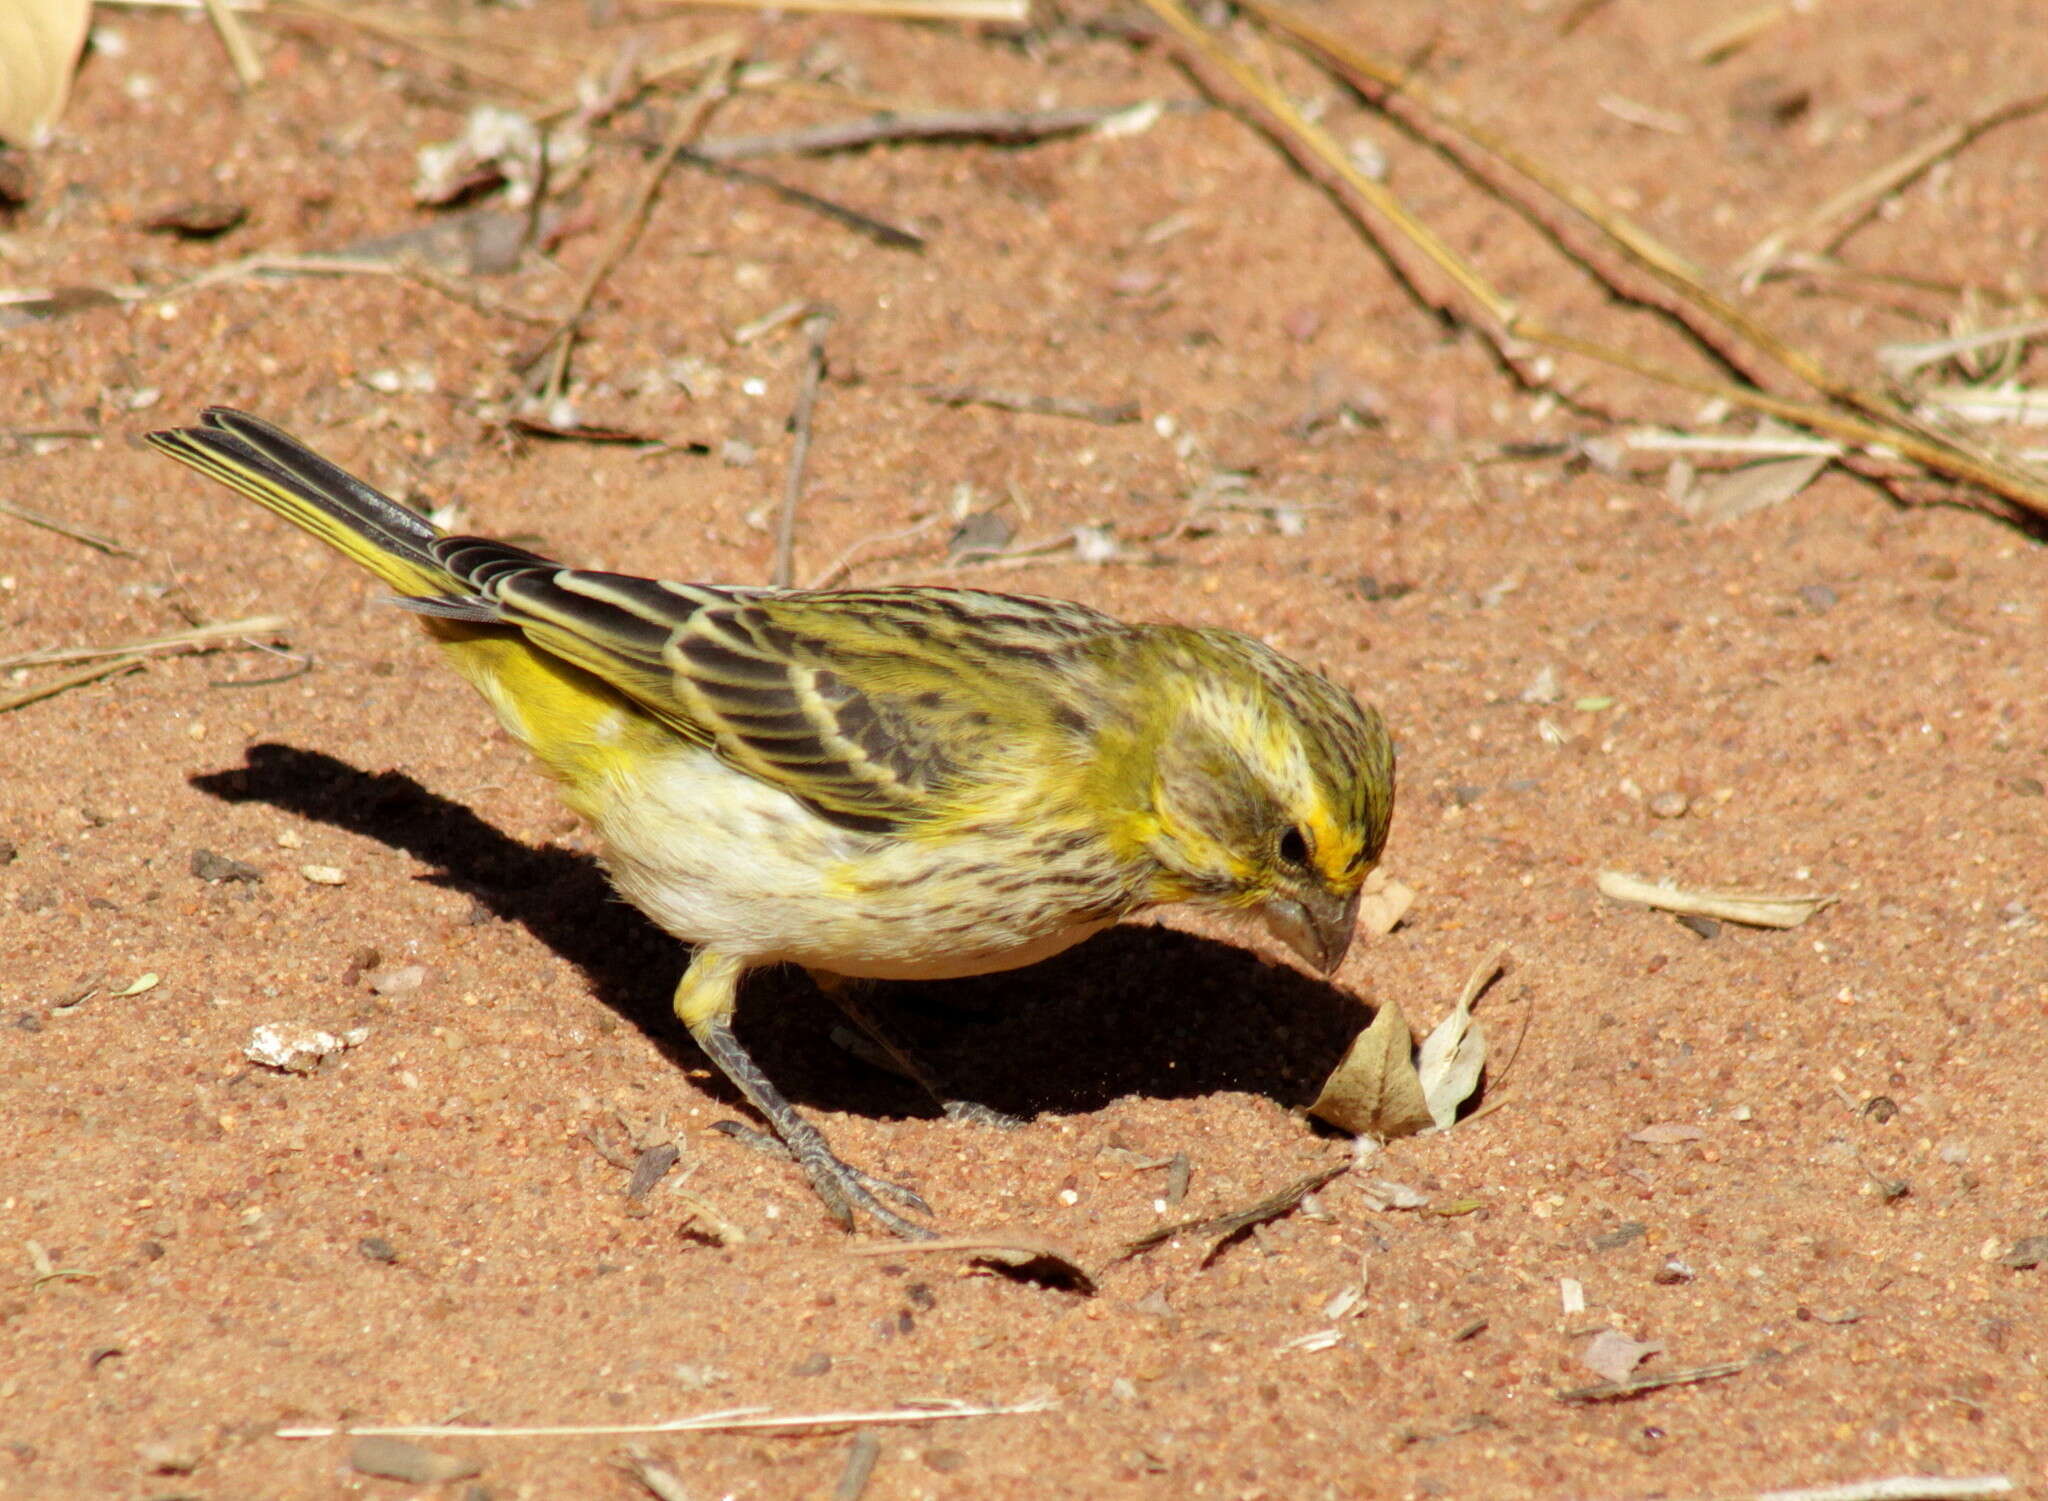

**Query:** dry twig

left=0, top=500, right=139, bottom=557
left=0, top=658, right=146, bottom=714
left=688, top=102, right=1173, bottom=162
left=201, top=0, right=266, bottom=87
left=923, top=384, right=1141, bottom=425
left=1166, top=0, right=2048, bottom=523
left=278, top=1396, right=1054, bottom=1440
left=1734, top=94, right=2048, bottom=288
left=533, top=50, right=736, bottom=404
left=652, top=0, right=1027, bottom=21
left=1116, top=1159, right=1350, bottom=1264
left=772, top=307, right=837, bottom=589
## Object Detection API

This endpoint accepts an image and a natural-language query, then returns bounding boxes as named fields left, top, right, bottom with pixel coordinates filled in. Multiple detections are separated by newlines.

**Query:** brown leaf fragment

left=1589, top=1221, right=1646, bottom=1251
left=0, top=286, right=121, bottom=328
left=0, top=147, right=31, bottom=208
left=190, top=848, right=263, bottom=884
left=620, top=1446, right=694, bottom=1501
left=1580, top=1329, right=1664, bottom=1383
left=1308, top=998, right=1433, bottom=1139
left=348, top=1435, right=481, bottom=1484
left=507, top=412, right=676, bottom=446
left=946, top=510, right=1016, bottom=563
left=141, top=198, right=248, bottom=239
left=627, top=1143, right=681, bottom=1201
left=1999, top=1236, right=2048, bottom=1270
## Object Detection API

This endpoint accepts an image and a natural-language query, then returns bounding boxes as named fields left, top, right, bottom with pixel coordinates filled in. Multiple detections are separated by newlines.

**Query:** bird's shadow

left=192, top=744, right=1374, bottom=1125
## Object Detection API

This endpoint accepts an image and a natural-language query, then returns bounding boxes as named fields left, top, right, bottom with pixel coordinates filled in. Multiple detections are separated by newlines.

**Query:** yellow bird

left=150, top=408, right=1395, bottom=1236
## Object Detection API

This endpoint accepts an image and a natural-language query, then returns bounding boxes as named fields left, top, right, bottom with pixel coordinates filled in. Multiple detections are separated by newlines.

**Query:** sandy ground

left=3, top=1, right=2046, bottom=1496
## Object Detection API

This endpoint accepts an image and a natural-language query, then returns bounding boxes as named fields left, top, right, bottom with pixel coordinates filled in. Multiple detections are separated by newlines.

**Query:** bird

left=149, top=407, right=1396, bottom=1237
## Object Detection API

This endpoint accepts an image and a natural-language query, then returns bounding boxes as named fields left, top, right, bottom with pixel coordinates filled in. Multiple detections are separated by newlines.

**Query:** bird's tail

left=146, top=408, right=459, bottom=600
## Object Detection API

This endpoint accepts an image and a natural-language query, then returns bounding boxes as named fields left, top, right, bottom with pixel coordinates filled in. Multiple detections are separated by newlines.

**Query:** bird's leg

left=807, top=970, right=1025, bottom=1130
left=674, top=950, right=934, bottom=1239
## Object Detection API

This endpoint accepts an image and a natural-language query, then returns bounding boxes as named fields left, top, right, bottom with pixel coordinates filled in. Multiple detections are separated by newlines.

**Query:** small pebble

left=135, top=1432, right=209, bottom=1474
left=191, top=849, right=263, bottom=883
left=1647, top=791, right=1690, bottom=819
left=358, top=1236, right=398, bottom=1264
left=369, top=965, right=428, bottom=997
left=299, top=864, right=346, bottom=886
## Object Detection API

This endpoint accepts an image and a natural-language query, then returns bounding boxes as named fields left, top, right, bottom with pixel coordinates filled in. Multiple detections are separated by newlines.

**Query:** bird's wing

left=428, top=539, right=1119, bottom=834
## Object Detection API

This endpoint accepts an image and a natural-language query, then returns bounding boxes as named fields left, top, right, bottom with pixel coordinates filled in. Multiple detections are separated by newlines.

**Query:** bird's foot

left=940, top=1099, right=1027, bottom=1130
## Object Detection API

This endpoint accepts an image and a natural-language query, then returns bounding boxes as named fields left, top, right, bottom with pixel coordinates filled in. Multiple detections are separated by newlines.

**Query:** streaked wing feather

left=433, top=547, right=1121, bottom=833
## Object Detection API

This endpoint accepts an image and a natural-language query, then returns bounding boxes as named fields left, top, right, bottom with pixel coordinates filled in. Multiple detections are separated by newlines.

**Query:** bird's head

left=1124, top=630, right=1395, bottom=975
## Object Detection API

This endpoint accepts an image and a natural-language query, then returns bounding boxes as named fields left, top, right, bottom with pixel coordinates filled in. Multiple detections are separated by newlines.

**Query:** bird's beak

left=1260, top=886, right=1363, bottom=976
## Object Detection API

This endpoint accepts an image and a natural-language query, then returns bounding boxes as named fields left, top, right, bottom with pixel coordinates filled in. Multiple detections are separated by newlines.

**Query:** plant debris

left=1553, top=1358, right=1745, bottom=1403
left=1115, top=1159, right=1350, bottom=1264
left=244, top=1022, right=367, bottom=1074
left=1306, top=997, right=1433, bottom=1138
left=1579, top=1328, right=1664, bottom=1383
left=1597, top=870, right=1836, bottom=928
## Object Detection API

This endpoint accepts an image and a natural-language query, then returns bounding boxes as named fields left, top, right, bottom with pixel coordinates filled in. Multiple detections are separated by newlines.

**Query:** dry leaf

left=1580, top=1329, right=1664, bottom=1383
left=1308, top=998, right=1433, bottom=1138
left=1355, top=869, right=1416, bottom=935
left=1596, top=870, right=1835, bottom=929
left=0, top=0, right=90, bottom=146
left=1672, top=453, right=1829, bottom=525
left=1628, top=1123, right=1706, bottom=1145
left=1416, top=947, right=1503, bottom=1129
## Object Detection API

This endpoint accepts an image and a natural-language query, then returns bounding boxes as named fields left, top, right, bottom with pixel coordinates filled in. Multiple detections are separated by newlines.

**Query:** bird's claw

left=941, top=1099, right=1027, bottom=1130
left=798, top=1142, right=934, bottom=1239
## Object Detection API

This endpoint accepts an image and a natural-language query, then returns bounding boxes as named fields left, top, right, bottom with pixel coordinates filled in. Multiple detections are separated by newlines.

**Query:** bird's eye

left=1278, top=826, right=1311, bottom=867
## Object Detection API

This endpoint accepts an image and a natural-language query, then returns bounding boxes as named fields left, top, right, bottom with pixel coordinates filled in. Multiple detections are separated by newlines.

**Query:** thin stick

left=0, top=657, right=146, bottom=714
left=676, top=151, right=925, bottom=251
left=1747, top=1480, right=2012, bottom=1501
left=1237, top=0, right=2048, bottom=506
left=1149, top=0, right=2048, bottom=521
left=1553, top=1359, right=1745, bottom=1403
left=0, top=615, right=289, bottom=671
left=923, top=384, right=1140, bottom=425
left=268, top=0, right=552, bottom=98
left=687, top=102, right=1171, bottom=162
left=772, top=308, right=837, bottom=588
left=0, top=500, right=139, bottom=557
left=651, top=0, right=1028, bottom=21
left=1734, top=94, right=2048, bottom=287
left=277, top=1396, right=1054, bottom=1440
left=202, top=0, right=266, bottom=87
left=1639, top=1477, right=2015, bottom=1501
left=535, top=51, right=736, bottom=405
